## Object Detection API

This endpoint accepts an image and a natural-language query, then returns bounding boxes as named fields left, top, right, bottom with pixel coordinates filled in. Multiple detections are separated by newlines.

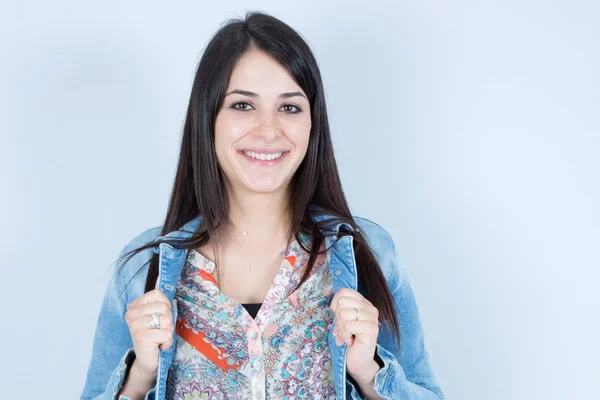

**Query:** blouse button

left=251, top=332, right=258, bottom=340
left=334, top=269, right=341, bottom=276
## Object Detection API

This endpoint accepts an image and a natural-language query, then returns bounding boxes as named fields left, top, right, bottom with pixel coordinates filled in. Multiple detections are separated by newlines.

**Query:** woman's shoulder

left=115, top=225, right=163, bottom=282
left=352, top=215, right=395, bottom=249
left=121, top=225, right=163, bottom=252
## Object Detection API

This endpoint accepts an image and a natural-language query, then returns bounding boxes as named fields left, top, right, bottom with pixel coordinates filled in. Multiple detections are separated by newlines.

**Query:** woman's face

left=214, top=48, right=312, bottom=197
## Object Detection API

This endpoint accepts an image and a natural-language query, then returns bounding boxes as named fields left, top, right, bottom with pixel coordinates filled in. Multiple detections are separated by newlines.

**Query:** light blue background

left=0, top=1, right=598, bottom=399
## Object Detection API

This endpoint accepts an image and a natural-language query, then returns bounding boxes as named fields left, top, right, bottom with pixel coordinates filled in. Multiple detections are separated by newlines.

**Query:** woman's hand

left=330, top=288, right=382, bottom=385
left=124, top=279, right=175, bottom=377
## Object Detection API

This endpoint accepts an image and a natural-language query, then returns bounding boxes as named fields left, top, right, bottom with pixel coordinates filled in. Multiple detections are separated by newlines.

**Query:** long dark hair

left=118, top=11, right=400, bottom=346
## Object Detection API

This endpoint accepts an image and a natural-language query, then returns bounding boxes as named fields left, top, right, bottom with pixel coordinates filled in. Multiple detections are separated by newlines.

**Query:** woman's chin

left=239, top=177, right=288, bottom=194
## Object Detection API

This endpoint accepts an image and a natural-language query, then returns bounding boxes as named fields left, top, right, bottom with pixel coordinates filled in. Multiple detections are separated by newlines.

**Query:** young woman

left=80, top=12, right=444, bottom=400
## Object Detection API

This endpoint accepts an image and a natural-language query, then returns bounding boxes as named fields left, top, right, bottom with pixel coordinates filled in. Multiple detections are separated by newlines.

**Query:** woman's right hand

left=124, top=279, right=175, bottom=377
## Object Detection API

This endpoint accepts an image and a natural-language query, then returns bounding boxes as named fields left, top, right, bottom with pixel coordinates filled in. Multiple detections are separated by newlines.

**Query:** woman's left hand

left=330, top=288, right=382, bottom=385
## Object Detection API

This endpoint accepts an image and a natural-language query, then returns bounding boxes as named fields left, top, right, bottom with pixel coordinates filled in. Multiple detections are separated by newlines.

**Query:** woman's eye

left=281, top=104, right=301, bottom=114
left=231, top=101, right=253, bottom=111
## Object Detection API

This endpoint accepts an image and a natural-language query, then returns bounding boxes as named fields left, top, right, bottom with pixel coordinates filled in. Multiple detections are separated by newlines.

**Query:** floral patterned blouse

left=165, top=234, right=337, bottom=399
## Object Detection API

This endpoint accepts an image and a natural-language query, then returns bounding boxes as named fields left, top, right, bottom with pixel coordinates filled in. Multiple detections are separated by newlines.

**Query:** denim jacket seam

left=389, top=237, right=398, bottom=287
left=117, top=250, right=132, bottom=307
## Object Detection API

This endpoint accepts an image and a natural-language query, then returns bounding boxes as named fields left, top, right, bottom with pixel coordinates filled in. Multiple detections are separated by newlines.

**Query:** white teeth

left=243, top=151, right=283, bottom=161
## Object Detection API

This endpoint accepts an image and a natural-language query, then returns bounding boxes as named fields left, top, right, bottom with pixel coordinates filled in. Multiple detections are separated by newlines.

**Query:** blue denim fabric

left=80, top=212, right=444, bottom=400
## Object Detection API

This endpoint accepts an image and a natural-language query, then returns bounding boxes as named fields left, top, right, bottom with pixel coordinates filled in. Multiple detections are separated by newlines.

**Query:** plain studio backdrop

left=0, top=1, right=598, bottom=399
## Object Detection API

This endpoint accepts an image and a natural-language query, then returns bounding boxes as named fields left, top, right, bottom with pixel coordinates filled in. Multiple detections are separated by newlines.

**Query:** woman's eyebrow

left=225, top=89, right=307, bottom=100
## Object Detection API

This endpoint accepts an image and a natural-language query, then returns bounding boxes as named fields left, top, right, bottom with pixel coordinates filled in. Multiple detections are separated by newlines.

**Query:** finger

left=342, top=320, right=379, bottom=345
left=337, top=306, right=377, bottom=323
left=159, top=333, right=174, bottom=351
left=139, top=288, right=169, bottom=305
left=130, top=312, right=174, bottom=333
left=333, top=322, right=354, bottom=346
left=332, top=324, right=352, bottom=346
left=330, top=289, right=371, bottom=312
left=336, top=319, right=379, bottom=347
left=126, top=301, right=171, bottom=322
left=152, top=328, right=174, bottom=351
left=135, top=329, right=174, bottom=352
left=129, top=289, right=169, bottom=309
left=333, top=304, right=379, bottom=347
left=332, top=295, right=376, bottom=319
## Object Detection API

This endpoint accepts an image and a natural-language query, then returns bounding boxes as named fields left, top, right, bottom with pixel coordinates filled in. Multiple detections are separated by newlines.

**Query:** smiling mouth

left=241, top=150, right=286, bottom=161
left=238, top=149, right=290, bottom=165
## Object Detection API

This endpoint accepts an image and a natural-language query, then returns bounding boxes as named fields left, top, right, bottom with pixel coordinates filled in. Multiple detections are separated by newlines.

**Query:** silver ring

left=150, top=312, right=161, bottom=329
left=355, top=307, right=360, bottom=321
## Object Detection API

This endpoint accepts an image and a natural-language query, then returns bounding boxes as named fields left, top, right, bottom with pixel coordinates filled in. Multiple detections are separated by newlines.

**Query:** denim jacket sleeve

left=349, top=226, right=444, bottom=400
left=80, top=235, right=157, bottom=400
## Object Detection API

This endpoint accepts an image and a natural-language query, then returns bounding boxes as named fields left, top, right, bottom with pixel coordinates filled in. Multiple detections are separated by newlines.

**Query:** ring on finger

left=150, top=312, right=161, bottom=329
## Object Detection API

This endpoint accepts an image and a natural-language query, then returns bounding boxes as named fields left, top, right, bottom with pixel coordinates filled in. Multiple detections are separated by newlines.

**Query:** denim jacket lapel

left=313, top=214, right=358, bottom=400
left=154, top=243, right=185, bottom=400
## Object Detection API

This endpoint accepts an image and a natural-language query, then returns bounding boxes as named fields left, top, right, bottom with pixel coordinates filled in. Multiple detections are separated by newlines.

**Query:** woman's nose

left=254, top=111, right=281, bottom=141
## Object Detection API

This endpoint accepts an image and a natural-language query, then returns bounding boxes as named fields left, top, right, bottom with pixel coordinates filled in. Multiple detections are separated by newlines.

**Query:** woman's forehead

left=226, top=49, right=306, bottom=98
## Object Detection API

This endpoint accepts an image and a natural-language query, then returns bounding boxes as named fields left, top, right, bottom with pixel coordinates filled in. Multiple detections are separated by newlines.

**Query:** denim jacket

left=80, top=212, right=444, bottom=400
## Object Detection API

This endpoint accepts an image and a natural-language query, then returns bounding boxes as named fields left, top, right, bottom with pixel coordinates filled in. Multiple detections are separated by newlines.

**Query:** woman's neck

left=221, top=186, right=293, bottom=251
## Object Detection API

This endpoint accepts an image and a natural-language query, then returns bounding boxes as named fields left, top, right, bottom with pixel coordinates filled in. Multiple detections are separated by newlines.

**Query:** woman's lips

left=238, top=150, right=289, bottom=166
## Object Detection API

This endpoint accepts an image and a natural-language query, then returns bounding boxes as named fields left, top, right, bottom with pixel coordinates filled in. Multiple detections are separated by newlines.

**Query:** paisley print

left=165, top=234, right=336, bottom=399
